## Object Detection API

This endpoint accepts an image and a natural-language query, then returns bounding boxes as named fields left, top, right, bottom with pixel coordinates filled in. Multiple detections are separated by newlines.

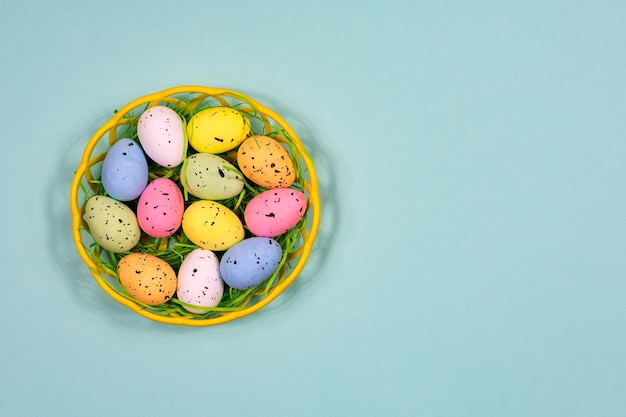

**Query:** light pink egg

left=244, top=188, right=307, bottom=237
left=177, top=248, right=224, bottom=314
left=137, top=105, right=185, bottom=168
left=137, top=178, right=184, bottom=238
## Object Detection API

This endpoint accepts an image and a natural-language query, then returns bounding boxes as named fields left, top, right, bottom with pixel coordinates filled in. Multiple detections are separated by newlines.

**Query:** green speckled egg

left=181, top=153, right=244, bottom=200
left=84, top=195, right=141, bottom=252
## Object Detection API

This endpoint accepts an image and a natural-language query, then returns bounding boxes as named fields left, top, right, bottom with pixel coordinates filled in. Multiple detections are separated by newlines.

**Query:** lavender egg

left=219, top=237, right=282, bottom=290
left=101, top=138, right=149, bottom=201
left=84, top=195, right=141, bottom=253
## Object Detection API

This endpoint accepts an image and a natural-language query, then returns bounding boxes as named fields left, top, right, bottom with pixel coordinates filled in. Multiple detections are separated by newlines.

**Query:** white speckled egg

left=84, top=195, right=141, bottom=252
left=181, top=153, right=244, bottom=200
left=137, top=105, right=185, bottom=168
left=177, top=249, right=224, bottom=313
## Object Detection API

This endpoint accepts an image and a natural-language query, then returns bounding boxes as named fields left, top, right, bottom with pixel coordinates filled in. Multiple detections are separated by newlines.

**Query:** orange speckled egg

left=117, top=253, right=177, bottom=306
left=237, top=135, right=296, bottom=188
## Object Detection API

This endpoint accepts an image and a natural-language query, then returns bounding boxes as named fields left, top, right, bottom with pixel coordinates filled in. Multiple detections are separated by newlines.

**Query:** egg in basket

left=70, top=86, right=320, bottom=326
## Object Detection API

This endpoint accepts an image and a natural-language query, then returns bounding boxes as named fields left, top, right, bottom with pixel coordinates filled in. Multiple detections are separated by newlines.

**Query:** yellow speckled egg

left=117, top=253, right=177, bottom=306
left=181, top=200, right=244, bottom=251
left=187, top=107, right=251, bottom=154
left=237, top=135, right=296, bottom=188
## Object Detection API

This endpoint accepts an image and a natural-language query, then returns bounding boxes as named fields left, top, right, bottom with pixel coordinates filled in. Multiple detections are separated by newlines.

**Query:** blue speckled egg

left=219, top=237, right=283, bottom=290
left=101, top=138, right=149, bottom=201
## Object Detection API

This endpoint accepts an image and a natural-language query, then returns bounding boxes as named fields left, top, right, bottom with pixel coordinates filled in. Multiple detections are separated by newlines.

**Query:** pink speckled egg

left=244, top=188, right=307, bottom=237
left=137, top=105, right=185, bottom=168
left=137, top=178, right=184, bottom=238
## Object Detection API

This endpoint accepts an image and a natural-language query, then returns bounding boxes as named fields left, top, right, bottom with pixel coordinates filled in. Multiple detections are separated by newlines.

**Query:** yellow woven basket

left=70, top=86, right=320, bottom=326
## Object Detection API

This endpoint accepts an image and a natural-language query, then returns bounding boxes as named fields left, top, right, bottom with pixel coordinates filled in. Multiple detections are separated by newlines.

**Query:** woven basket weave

left=70, top=86, right=320, bottom=326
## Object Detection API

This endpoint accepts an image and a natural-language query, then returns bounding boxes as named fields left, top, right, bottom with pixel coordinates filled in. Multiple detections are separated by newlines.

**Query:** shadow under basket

left=70, top=85, right=321, bottom=326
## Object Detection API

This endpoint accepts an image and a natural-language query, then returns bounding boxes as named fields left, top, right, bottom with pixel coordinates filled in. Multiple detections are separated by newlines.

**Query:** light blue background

left=1, top=1, right=625, bottom=416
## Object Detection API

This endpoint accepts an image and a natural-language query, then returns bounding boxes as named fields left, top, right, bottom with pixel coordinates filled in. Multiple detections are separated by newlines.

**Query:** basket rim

left=69, top=85, right=321, bottom=326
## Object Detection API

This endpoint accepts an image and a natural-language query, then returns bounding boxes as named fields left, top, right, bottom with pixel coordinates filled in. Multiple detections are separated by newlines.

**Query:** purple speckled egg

left=219, top=237, right=283, bottom=290
left=101, top=138, right=149, bottom=201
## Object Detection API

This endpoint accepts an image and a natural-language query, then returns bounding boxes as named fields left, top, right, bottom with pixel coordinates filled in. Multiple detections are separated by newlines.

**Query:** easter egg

left=220, top=237, right=283, bottom=290
left=244, top=188, right=307, bottom=237
left=181, top=200, right=244, bottom=251
left=237, top=135, right=296, bottom=188
left=117, top=253, right=177, bottom=306
left=84, top=195, right=141, bottom=253
left=137, top=105, right=185, bottom=168
left=137, top=178, right=184, bottom=238
left=181, top=153, right=244, bottom=200
left=101, top=138, right=149, bottom=201
left=187, top=107, right=251, bottom=154
left=177, top=249, right=224, bottom=313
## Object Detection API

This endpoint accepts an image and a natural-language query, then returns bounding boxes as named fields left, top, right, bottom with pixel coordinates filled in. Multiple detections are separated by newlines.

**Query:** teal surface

left=1, top=1, right=625, bottom=416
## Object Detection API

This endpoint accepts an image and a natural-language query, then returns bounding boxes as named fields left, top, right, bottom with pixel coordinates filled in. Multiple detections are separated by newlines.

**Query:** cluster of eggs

left=83, top=105, right=307, bottom=313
